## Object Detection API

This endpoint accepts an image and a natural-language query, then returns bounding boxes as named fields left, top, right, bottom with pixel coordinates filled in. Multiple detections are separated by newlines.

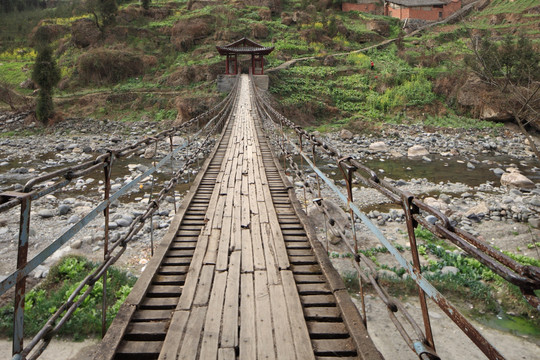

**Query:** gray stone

left=528, top=196, right=540, bottom=207
left=493, top=168, right=504, bottom=176
left=467, top=162, right=475, bottom=169
left=426, top=215, right=437, bottom=225
left=0, top=227, right=8, bottom=236
left=441, top=266, right=459, bottom=276
left=58, top=204, right=71, bottom=215
left=67, top=215, right=80, bottom=224
left=38, top=209, right=55, bottom=218
left=70, top=240, right=83, bottom=249
left=528, top=217, right=540, bottom=229
left=422, top=156, right=431, bottom=162
left=116, top=218, right=131, bottom=227
left=340, top=129, right=354, bottom=140
left=108, top=221, right=118, bottom=229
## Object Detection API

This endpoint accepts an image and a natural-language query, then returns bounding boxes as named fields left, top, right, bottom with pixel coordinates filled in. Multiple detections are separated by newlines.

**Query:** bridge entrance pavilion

left=216, top=37, right=273, bottom=92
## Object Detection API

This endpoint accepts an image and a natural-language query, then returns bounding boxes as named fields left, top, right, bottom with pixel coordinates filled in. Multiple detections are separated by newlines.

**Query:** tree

left=142, top=0, right=150, bottom=10
left=32, top=45, right=61, bottom=123
left=465, top=32, right=540, bottom=161
left=82, top=0, right=117, bottom=29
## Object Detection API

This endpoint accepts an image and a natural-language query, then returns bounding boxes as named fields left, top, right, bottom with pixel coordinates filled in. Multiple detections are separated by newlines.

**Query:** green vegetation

left=0, top=256, right=135, bottom=339
left=0, top=0, right=537, bottom=127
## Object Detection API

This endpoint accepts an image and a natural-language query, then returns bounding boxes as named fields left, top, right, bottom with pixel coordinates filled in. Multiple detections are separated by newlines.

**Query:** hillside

left=0, top=0, right=538, bottom=131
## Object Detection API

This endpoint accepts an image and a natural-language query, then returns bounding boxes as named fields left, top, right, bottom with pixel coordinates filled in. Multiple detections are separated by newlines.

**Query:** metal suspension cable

left=4, top=76, right=241, bottom=360
left=250, top=74, right=539, bottom=360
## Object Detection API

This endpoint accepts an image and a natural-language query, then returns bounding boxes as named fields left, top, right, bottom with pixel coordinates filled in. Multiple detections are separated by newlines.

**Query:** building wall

left=342, top=3, right=378, bottom=13
left=386, top=0, right=461, bottom=21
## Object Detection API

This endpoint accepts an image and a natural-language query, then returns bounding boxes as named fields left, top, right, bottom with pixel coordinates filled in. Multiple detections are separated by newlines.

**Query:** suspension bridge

left=1, top=74, right=539, bottom=360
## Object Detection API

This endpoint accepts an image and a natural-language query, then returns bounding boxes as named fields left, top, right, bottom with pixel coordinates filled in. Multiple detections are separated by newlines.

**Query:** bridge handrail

left=2, top=75, right=240, bottom=360
left=250, top=74, right=539, bottom=360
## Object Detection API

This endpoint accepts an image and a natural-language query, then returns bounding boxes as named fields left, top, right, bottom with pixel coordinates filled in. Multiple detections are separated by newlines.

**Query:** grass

left=340, top=226, right=540, bottom=333
left=0, top=256, right=135, bottom=340
left=0, top=61, right=33, bottom=88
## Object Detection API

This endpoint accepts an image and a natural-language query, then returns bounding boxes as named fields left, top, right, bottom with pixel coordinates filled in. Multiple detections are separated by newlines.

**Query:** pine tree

left=32, top=45, right=61, bottom=124
left=142, top=0, right=150, bottom=10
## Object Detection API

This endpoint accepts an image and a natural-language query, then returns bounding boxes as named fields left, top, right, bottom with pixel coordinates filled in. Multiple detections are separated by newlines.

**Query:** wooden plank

left=261, top=189, right=291, bottom=271
left=251, top=214, right=265, bottom=271
left=230, top=180, right=242, bottom=252
left=132, top=309, right=172, bottom=321
left=216, top=215, right=232, bottom=271
left=199, top=271, right=228, bottom=360
left=158, top=310, right=190, bottom=360
left=177, top=306, right=208, bottom=360
left=239, top=273, right=256, bottom=360
left=281, top=270, right=316, bottom=360
left=203, top=228, right=221, bottom=265
left=254, top=270, right=276, bottom=360
left=193, top=265, right=216, bottom=306
left=116, top=341, right=162, bottom=356
left=220, top=251, right=241, bottom=348
left=241, top=228, right=254, bottom=273
left=261, top=222, right=280, bottom=285
left=218, top=348, right=236, bottom=360
left=176, top=234, right=209, bottom=310
left=269, top=284, right=296, bottom=359
left=125, top=321, right=167, bottom=338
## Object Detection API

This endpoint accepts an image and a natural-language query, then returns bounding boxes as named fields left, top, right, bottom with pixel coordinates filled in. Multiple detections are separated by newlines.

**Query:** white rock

left=369, top=141, right=387, bottom=152
left=501, top=169, right=535, bottom=189
left=407, top=145, right=429, bottom=158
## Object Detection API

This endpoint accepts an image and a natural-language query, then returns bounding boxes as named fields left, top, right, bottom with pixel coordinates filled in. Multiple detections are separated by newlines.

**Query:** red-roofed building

left=384, top=0, right=461, bottom=21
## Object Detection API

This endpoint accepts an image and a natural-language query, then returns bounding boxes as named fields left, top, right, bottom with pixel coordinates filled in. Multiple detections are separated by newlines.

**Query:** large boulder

left=71, top=18, right=100, bottom=48
left=501, top=169, right=535, bottom=190
left=407, top=144, right=429, bottom=158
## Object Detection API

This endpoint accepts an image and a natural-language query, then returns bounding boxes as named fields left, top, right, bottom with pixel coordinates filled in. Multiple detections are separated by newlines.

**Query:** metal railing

left=250, top=74, right=540, bottom=360
left=1, top=75, right=240, bottom=360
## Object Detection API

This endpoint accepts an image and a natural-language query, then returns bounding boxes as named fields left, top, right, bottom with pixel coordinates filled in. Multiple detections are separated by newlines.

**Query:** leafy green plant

left=0, top=256, right=135, bottom=340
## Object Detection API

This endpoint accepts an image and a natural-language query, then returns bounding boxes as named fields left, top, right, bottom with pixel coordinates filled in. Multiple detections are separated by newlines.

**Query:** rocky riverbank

left=0, top=112, right=207, bottom=282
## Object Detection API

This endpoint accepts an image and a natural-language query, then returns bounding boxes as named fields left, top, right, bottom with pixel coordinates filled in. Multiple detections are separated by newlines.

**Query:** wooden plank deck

left=160, top=76, right=314, bottom=359
left=99, top=75, right=382, bottom=360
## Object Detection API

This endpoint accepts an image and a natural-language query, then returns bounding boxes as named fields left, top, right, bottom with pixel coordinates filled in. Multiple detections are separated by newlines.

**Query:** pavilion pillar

left=225, top=55, right=229, bottom=75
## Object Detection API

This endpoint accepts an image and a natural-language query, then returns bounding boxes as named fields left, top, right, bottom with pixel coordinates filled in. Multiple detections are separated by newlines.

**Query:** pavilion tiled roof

left=216, top=37, right=274, bottom=55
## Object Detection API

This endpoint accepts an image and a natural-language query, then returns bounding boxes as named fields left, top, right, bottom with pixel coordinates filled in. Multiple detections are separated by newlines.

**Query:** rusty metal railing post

left=337, top=157, right=367, bottom=326
left=402, top=192, right=435, bottom=352
left=298, top=134, right=307, bottom=211
left=10, top=192, right=32, bottom=356
left=15, top=194, right=31, bottom=356
left=102, top=153, right=112, bottom=338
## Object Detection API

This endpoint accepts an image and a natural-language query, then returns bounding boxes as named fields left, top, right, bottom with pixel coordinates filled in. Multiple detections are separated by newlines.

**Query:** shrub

left=77, top=48, right=144, bottom=84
